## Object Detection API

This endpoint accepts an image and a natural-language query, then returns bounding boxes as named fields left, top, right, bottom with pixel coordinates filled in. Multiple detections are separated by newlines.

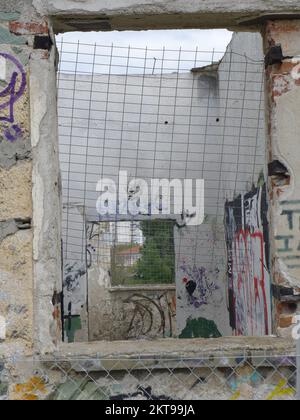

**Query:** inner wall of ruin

left=0, top=0, right=300, bottom=360
left=58, top=32, right=269, bottom=342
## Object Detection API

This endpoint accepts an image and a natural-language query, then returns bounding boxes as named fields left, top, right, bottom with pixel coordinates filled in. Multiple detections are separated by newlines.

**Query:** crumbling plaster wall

left=0, top=0, right=62, bottom=357
left=264, top=20, right=300, bottom=335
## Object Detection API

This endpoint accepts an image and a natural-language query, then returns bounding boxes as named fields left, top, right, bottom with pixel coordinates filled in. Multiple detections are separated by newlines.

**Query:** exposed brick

left=279, top=316, right=294, bottom=329
left=272, top=62, right=296, bottom=75
left=277, top=302, right=298, bottom=315
left=9, top=21, right=48, bottom=36
left=272, top=74, right=291, bottom=98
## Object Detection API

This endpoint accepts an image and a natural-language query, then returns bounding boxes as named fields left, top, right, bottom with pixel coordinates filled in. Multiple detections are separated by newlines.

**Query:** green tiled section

left=0, top=26, right=26, bottom=45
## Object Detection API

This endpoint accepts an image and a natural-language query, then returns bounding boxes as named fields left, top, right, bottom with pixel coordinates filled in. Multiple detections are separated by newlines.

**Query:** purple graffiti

left=181, top=263, right=219, bottom=308
left=0, top=53, right=26, bottom=142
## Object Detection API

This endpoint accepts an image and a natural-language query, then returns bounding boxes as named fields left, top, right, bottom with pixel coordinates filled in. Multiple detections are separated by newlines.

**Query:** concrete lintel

left=28, top=0, right=300, bottom=33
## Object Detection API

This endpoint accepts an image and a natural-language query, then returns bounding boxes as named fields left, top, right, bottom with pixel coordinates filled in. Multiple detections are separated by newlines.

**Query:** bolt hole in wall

left=56, top=29, right=270, bottom=343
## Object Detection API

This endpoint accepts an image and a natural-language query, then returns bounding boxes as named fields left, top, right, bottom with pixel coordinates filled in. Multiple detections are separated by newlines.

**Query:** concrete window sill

left=108, top=285, right=176, bottom=293
left=52, top=337, right=296, bottom=372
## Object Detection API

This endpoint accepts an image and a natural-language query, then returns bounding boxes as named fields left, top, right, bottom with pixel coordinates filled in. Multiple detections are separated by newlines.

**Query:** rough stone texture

left=0, top=6, right=36, bottom=362
left=0, top=1, right=40, bottom=22
left=0, top=230, right=33, bottom=347
left=0, top=220, right=18, bottom=242
left=0, top=162, right=32, bottom=220
left=0, top=139, right=31, bottom=170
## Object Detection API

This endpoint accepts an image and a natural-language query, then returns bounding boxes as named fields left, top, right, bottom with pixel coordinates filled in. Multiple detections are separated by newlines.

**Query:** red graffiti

left=232, top=229, right=270, bottom=336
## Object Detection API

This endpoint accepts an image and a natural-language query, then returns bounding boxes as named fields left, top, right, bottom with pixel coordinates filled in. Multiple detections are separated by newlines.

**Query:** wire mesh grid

left=2, top=353, right=297, bottom=400
left=57, top=35, right=267, bottom=342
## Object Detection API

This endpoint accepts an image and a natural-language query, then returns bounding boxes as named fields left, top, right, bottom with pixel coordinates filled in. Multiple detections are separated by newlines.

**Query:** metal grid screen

left=57, top=34, right=266, bottom=342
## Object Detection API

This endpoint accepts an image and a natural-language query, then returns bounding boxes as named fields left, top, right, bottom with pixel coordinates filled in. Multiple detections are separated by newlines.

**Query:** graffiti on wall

left=177, top=252, right=225, bottom=338
left=225, top=184, right=272, bottom=336
left=63, top=257, right=88, bottom=343
left=63, top=239, right=97, bottom=342
left=63, top=261, right=87, bottom=343
left=276, top=200, right=300, bottom=272
left=64, top=302, right=82, bottom=343
left=0, top=53, right=26, bottom=142
left=181, top=264, right=219, bottom=308
left=179, top=317, right=222, bottom=339
left=13, top=377, right=48, bottom=401
left=124, top=292, right=176, bottom=339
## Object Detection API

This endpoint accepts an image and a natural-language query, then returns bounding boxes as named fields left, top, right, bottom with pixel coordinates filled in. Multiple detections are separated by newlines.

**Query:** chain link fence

left=1, top=353, right=297, bottom=400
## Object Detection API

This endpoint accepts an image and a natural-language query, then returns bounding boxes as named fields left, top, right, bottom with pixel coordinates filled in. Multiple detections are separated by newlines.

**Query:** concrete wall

left=59, top=32, right=268, bottom=341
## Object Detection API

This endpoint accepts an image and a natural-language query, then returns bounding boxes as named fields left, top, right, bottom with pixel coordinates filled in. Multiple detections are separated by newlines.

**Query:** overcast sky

left=56, top=29, right=233, bottom=74
left=56, top=29, right=233, bottom=52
